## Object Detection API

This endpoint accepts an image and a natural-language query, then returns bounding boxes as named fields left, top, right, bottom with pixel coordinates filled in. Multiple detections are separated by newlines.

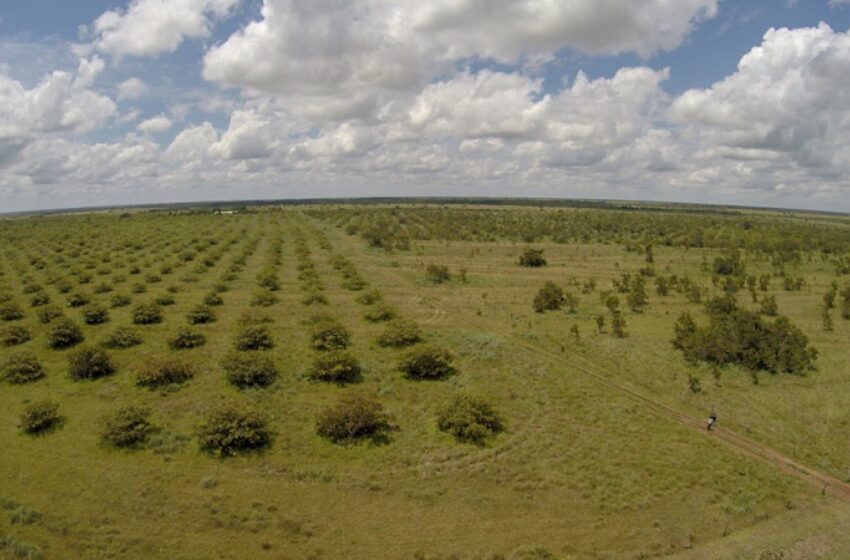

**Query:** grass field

left=1, top=203, right=849, bottom=559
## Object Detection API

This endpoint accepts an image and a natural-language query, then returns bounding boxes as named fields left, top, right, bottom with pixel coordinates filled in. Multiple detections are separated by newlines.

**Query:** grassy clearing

left=0, top=205, right=847, bottom=558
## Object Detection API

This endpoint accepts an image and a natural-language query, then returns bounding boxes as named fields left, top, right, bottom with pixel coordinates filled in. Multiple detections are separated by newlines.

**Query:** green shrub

left=110, top=293, right=131, bottom=308
left=356, top=289, right=382, bottom=305
left=29, top=291, right=50, bottom=307
left=308, top=352, right=362, bottom=384
left=93, top=282, right=113, bottom=294
left=203, top=292, right=224, bottom=306
left=376, top=320, right=421, bottom=347
left=1, top=353, right=45, bottom=384
left=533, top=281, right=565, bottom=313
left=68, top=346, right=115, bottom=380
left=760, top=294, right=778, bottom=316
left=19, top=400, right=62, bottom=435
left=196, top=403, right=271, bottom=457
left=364, top=304, right=396, bottom=322
left=519, top=248, right=547, bottom=267
left=186, top=304, right=216, bottom=325
left=131, top=282, right=147, bottom=294
left=168, top=328, right=206, bottom=350
left=36, top=305, right=63, bottom=323
left=47, top=318, right=84, bottom=349
left=101, top=406, right=154, bottom=448
left=0, top=303, right=24, bottom=321
left=136, top=357, right=194, bottom=389
left=82, top=303, right=109, bottom=325
left=398, top=346, right=455, bottom=380
left=302, top=292, right=328, bottom=305
left=1, top=325, right=31, bottom=347
left=154, top=294, right=176, bottom=306
left=250, top=290, right=278, bottom=307
left=102, top=327, right=143, bottom=349
left=437, top=395, right=505, bottom=445
left=316, top=393, right=394, bottom=444
left=233, top=325, right=275, bottom=351
left=426, top=264, right=451, bottom=284
left=132, top=303, right=162, bottom=325
left=67, top=292, right=89, bottom=307
left=221, top=352, right=278, bottom=388
left=310, top=317, right=350, bottom=351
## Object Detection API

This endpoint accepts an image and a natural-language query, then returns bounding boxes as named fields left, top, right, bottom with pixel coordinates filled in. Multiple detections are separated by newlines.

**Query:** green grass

left=0, top=206, right=847, bottom=558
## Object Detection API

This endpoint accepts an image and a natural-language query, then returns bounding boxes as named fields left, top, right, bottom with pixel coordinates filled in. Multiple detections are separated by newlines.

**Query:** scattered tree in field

left=518, top=248, right=547, bottom=267
left=840, top=285, right=850, bottom=320
left=186, top=304, right=216, bottom=325
left=29, top=291, right=50, bottom=307
left=760, top=294, right=778, bottom=316
left=67, top=292, right=90, bottom=308
left=82, top=303, right=109, bottom=325
left=672, top=300, right=816, bottom=375
left=203, top=292, right=224, bottom=306
left=398, top=346, right=455, bottom=380
left=605, top=295, right=620, bottom=312
left=713, top=251, right=744, bottom=276
left=437, top=395, right=504, bottom=445
left=197, top=403, right=271, bottom=457
left=101, top=406, right=154, bottom=448
left=19, top=400, right=62, bottom=435
left=533, top=281, right=565, bottom=313
left=136, top=358, right=194, bottom=389
left=110, top=294, right=131, bottom=308
left=1, top=325, right=31, bottom=347
left=426, top=264, right=451, bottom=284
left=0, top=303, right=24, bottom=321
left=308, top=352, right=362, bottom=384
left=37, top=305, right=64, bottom=323
left=1, top=352, right=45, bottom=384
left=154, top=294, right=176, bottom=307
left=47, top=318, right=84, bottom=349
left=68, top=346, right=115, bottom=380
left=655, top=276, right=669, bottom=296
left=570, top=324, right=580, bottom=342
left=132, top=303, right=163, bottom=325
left=102, top=327, right=143, bottom=349
left=310, top=317, right=351, bottom=351
left=611, top=311, right=628, bottom=338
left=376, top=320, right=422, bottom=348
left=316, top=393, right=394, bottom=444
left=168, top=328, right=206, bottom=350
left=821, top=305, right=834, bottom=332
left=364, top=304, right=396, bottom=322
left=221, top=352, right=278, bottom=388
left=233, top=325, right=275, bottom=351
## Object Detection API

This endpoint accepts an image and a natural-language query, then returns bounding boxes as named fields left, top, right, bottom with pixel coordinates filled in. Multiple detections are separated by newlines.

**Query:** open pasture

left=1, top=202, right=850, bottom=559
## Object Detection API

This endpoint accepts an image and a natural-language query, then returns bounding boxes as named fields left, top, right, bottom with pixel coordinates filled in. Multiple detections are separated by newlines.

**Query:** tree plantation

left=2, top=201, right=850, bottom=558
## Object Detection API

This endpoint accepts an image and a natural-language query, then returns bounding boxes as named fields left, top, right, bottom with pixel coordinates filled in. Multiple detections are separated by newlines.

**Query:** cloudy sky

left=2, top=0, right=850, bottom=213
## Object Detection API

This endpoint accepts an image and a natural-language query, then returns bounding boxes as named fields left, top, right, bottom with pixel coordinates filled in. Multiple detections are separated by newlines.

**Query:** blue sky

left=1, top=0, right=850, bottom=212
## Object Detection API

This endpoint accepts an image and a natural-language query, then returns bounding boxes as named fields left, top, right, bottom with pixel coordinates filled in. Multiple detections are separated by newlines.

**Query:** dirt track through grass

left=326, top=224, right=850, bottom=504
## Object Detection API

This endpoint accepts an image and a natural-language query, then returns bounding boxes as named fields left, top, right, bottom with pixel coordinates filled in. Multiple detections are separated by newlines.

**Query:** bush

left=437, top=395, right=505, bottom=445
left=302, top=291, right=328, bottom=305
left=533, top=281, right=565, bottom=313
left=19, top=400, right=62, bottom=435
left=168, top=328, right=206, bottom=350
left=222, top=352, right=278, bottom=388
left=197, top=403, right=271, bottom=456
left=1, top=325, right=31, bottom=347
left=203, top=292, right=224, bottom=306
left=308, top=352, right=362, bottom=384
left=519, top=248, right=547, bottom=267
left=132, top=303, right=162, bottom=325
left=136, top=357, right=194, bottom=389
left=376, top=320, right=421, bottom=347
left=102, top=327, right=143, bottom=349
left=101, top=406, right=154, bottom=448
left=398, top=346, right=455, bottom=380
left=36, top=305, right=63, bottom=323
left=356, top=289, right=382, bottom=305
left=364, top=304, right=396, bottom=323
left=186, top=304, right=216, bottom=325
left=233, top=325, right=275, bottom=351
left=47, top=318, right=84, bottom=349
left=0, top=303, right=24, bottom=321
left=29, top=291, right=50, bottom=307
left=110, top=293, right=131, bottom=308
left=251, top=290, right=278, bottom=307
left=82, top=303, right=109, bottom=325
left=310, top=317, right=350, bottom=351
left=68, top=346, right=115, bottom=380
left=316, top=393, right=394, bottom=444
left=426, top=264, right=451, bottom=284
left=154, top=294, right=176, bottom=306
left=1, top=353, right=45, bottom=384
